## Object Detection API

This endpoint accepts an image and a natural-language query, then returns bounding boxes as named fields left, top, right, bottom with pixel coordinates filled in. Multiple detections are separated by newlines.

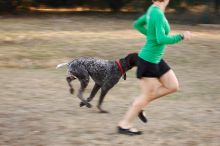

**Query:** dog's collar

left=115, top=60, right=126, bottom=80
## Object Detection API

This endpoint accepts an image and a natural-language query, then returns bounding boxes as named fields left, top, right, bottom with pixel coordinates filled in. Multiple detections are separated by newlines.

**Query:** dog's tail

left=56, top=63, right=68, bottom=69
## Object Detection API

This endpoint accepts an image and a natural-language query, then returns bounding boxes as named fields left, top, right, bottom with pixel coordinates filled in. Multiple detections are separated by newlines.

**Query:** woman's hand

left=182, top=31, right=192, bottom=40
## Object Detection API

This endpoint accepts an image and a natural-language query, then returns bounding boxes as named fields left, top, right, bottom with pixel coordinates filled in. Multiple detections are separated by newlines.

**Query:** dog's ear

left=125, top=53, right=138, bottom=69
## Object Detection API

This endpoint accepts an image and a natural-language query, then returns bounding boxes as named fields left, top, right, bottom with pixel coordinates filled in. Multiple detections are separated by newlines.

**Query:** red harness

left=115, top=60, right=126, bottom=80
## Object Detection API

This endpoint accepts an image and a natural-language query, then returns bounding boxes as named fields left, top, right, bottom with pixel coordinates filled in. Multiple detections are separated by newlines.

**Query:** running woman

left=118, top=0, right=192, bottom=135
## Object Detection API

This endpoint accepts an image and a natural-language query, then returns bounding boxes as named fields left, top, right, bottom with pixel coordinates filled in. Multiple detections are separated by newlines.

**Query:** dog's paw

left=86, top=103, right=92, bottom=108
left=79, top=102, right=85, bottom=107
left=99, top=110, right=109, bottom=114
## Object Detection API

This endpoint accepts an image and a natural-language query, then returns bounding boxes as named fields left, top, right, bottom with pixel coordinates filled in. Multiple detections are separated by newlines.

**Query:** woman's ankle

left=118, top=120, right=133, bottom=129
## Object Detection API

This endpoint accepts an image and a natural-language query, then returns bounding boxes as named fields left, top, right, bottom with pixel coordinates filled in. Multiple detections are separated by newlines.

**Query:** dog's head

left=124, top=53, right=138, bottom=70
left=118, top=53, right=138, bottom=80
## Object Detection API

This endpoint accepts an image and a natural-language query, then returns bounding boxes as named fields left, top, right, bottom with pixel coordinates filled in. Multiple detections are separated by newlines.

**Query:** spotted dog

left=56, top=53, right=138, bottom=113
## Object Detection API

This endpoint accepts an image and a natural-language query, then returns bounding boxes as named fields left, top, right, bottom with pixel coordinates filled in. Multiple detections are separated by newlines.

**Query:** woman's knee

left=168, top=82, right=180, bottom=93
left=160, top=69, right=180, bottom=93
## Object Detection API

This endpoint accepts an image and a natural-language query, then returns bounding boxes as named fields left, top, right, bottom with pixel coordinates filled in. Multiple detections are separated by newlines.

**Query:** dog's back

left=68, top=57, right=119, bottom=85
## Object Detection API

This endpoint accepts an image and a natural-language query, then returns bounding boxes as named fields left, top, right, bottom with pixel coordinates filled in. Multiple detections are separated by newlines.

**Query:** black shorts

left=136, top=57, right=171, bottom=79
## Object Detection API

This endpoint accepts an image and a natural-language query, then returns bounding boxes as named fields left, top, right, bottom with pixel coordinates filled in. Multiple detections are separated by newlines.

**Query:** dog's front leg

left=80, top=83, right=100, bottom=107
left=97, top=88, right=111, bottom=113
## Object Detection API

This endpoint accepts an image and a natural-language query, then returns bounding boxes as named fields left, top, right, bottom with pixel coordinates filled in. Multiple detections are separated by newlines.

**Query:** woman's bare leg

left=118, top=78, right=159, bottom=128
left=118, top=70, right=179, bottom=129
left=150, top=69, right=179, bottom=101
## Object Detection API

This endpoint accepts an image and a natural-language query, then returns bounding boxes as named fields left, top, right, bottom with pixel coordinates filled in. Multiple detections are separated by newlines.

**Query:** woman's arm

left=133, top=14, right=147, bottom=36
left=155, top=13, right=183, bottom=45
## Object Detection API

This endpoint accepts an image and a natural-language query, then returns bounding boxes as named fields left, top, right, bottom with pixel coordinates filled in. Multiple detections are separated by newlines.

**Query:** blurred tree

left=0, top=0, right=219, bottom=14
left=0, top=0, right=19, bottom=13
left=105, top=0, right=133, bottom=12
left=168, top=0, right=181, bottom=8
left=168, top=0, right=190, bottom=12
left=33, top=0, right=107, bottom=8
left=19, top=0, right=33, bottom=11
left=0, top=0, right=33, bottom=13
left=215, top=0, right=219, bottom=13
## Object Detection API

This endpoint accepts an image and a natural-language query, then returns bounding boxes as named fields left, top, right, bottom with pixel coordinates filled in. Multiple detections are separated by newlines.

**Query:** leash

left=115, top=60, right=126, bottom=80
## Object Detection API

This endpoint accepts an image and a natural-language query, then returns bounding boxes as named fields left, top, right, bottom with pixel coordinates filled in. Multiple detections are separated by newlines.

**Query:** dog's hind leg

left=77, top=77, right=92, bottom=108
left=80, top=83, right=101, bottom=107
left=66, top=76, right=76, bottom=94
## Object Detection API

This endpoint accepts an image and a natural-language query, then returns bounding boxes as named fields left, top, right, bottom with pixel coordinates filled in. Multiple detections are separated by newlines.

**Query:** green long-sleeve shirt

left=134, top=5, right=183, bottom=63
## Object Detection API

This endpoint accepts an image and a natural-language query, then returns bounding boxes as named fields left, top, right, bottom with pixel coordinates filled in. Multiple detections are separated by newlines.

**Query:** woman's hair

left=152, top=0, right=165, bottom=2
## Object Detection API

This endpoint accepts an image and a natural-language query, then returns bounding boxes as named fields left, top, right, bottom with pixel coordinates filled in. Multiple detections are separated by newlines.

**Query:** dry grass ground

left=0, top=14, right=220, bottom=146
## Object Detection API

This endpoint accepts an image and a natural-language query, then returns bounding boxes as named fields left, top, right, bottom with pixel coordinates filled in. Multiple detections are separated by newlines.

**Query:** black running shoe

left=117, top=126, right=142, bottom=136
left=138, top=110, right=148, bottom=123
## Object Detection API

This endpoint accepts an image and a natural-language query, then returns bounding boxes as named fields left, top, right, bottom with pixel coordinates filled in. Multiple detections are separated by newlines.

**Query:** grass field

left=0, top=14, right=220, bottom=146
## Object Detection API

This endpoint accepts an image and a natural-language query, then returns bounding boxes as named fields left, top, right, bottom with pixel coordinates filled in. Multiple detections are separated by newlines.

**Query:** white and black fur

left=56, top=53, right=138, bottom=113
